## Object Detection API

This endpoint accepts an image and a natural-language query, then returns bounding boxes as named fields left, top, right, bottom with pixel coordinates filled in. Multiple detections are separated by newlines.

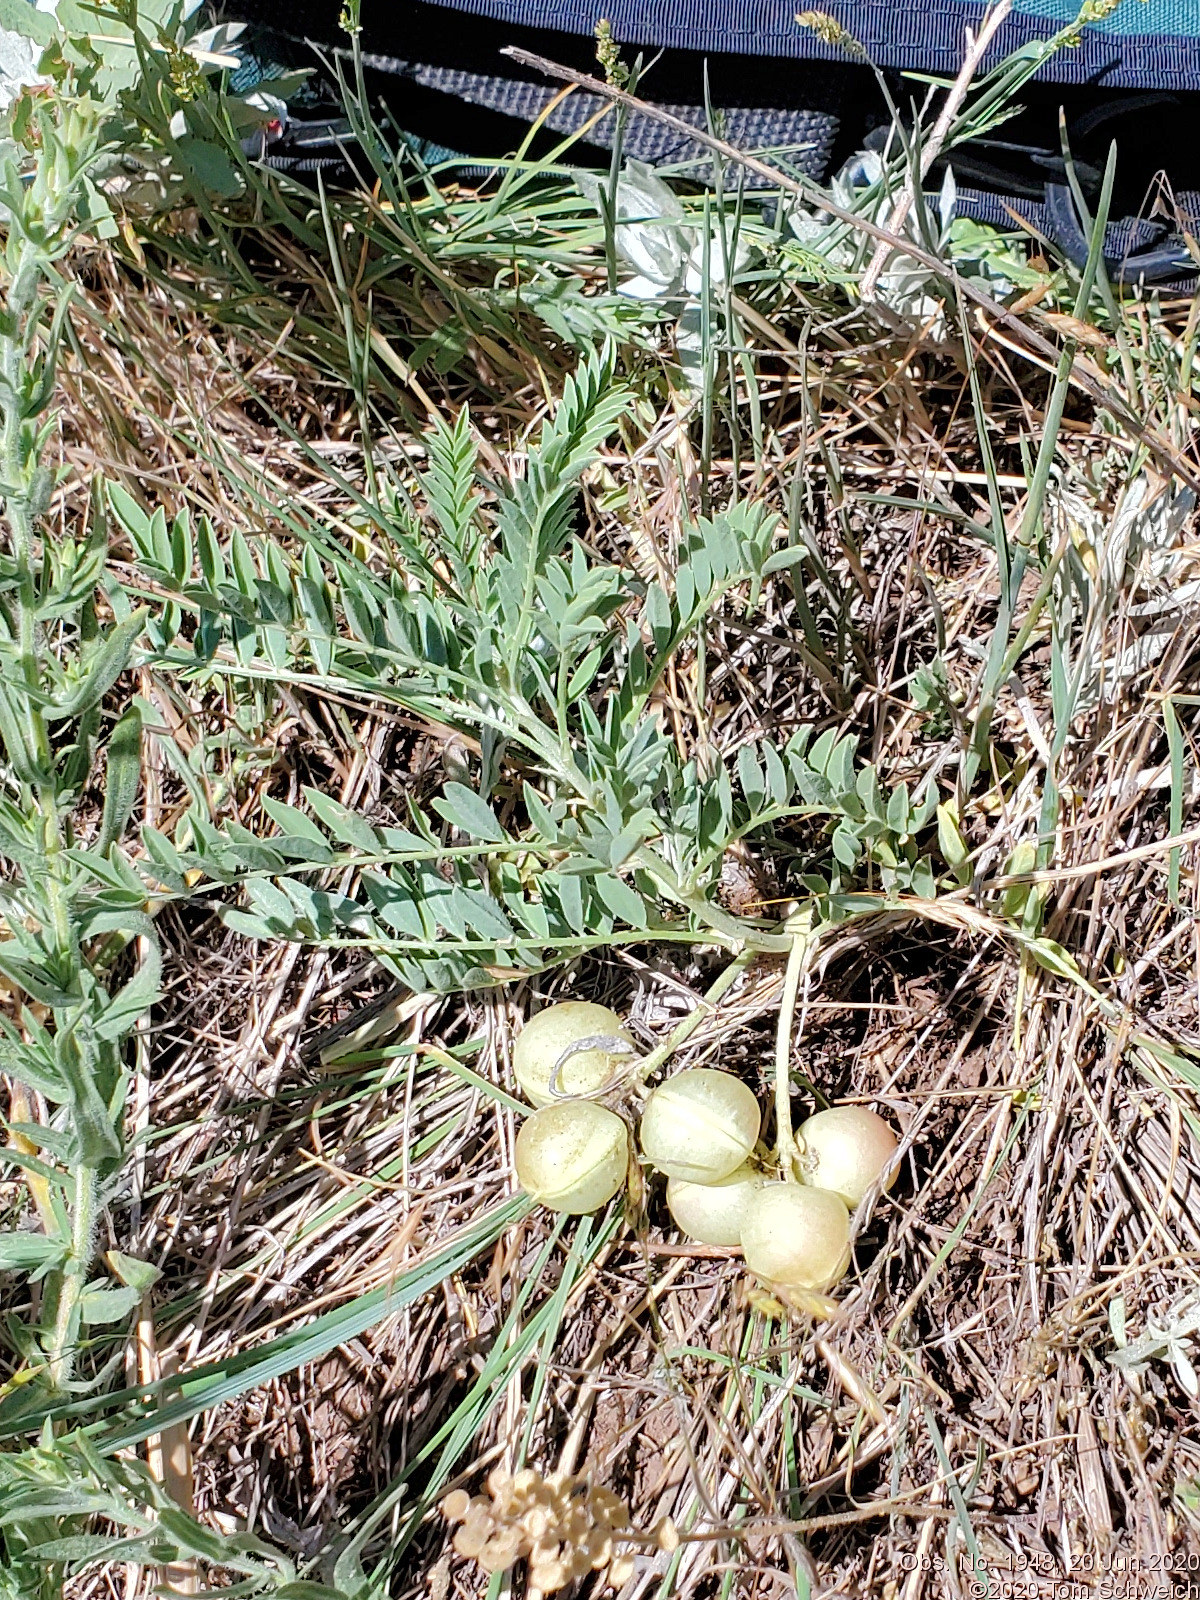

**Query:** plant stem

left=774, top=909, right=816, bottom=1177
left=0, top=100, right=110, bottom=1408
left=635, top=948, right=756, bottom=1082
left=47, top=1162, right=97, bottom=1392
left=3, top=243, right=86, bottom=1378
left=1, top=251, right=53, bottom=775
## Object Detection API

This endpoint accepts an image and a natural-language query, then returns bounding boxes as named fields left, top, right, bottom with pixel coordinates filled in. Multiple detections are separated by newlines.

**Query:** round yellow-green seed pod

left=740, top=1181, right=851, bottom=1291
left=639, top=1068, right=760, bottom=1183
left=512, top=1002, right=633, bottom=1107
left=515, top=1100, right=628, bottom=1214
left=666, top=1163, right=760, bottom=1247
left=796, top=1106, right=898, bottom=1208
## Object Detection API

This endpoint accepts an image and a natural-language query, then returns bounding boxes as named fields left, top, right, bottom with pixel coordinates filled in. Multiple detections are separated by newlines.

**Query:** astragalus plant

left=115, top=348, right=945, bottom=993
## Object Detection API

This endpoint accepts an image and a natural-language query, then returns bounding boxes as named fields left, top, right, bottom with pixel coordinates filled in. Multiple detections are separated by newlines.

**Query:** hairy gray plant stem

left=2, top=252, right=51, bottom=771
left=4, top=266, right=73, bottom=960
left=37, top=799, right=89, bottom=1398
left=1, top=242, right=72, bottom=944
left=46, top=1162, right=97, bottom=1390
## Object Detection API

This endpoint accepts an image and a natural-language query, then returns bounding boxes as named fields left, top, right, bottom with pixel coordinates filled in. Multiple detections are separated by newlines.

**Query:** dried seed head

left=567, top=1506, right=592, bottom=1543
left=598, top=1486, right=626, bottom=1519
left=478, top=1527, right=525, bottom=1572
left=654, top=1516, right=680, bottom=1553
left=441, top=1489, right=471, bottom=1523
left=450, top=1466, right=637, bottom=1591
left=530, top=1555, right=569, bottom=1592
left=525, top=1506, right=552, bottom=1539
left=453, top=1522, right=490, bottom=1560
left=609, top=1552, right=636, bottom=1588
left=586, top=1530, right=613, bottom=1568
left=570, top=1546, right=594, bottom=1579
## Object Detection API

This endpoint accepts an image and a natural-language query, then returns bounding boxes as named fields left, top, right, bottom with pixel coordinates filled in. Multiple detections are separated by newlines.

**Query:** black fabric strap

left=360, top=54, right=838, bottom=177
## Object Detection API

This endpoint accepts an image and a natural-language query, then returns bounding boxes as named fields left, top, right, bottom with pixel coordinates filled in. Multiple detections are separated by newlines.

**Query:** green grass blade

left=0, top=1197, right=529, bottom=1446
